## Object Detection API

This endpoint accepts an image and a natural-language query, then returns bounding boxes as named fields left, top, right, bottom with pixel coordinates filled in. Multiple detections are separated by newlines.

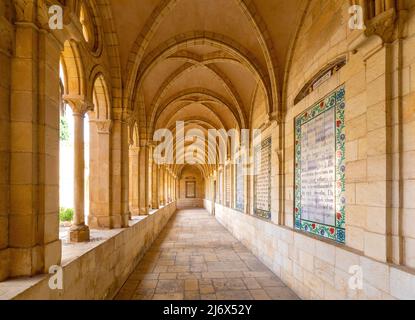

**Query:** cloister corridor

left=1, top=0, right=415, bottom=302
left=115, top=209, right=298, bottom=300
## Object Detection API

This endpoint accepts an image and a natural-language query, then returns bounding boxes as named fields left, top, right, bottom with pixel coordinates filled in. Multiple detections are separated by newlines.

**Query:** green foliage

left=59, top=207, right=74, bottom=222
left=60, top=117, right=70, bottom=142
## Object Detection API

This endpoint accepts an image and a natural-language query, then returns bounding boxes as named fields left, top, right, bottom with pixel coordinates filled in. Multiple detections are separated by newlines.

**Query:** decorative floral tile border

left=254, top=137, right=272, bottom=220
left=294, top=86, right=346, bottom=243
left=218, top=169, right=223, bottom=205
left=235, top=155, right=245, bottom=212
left=225, top=164, right=231, bottom=207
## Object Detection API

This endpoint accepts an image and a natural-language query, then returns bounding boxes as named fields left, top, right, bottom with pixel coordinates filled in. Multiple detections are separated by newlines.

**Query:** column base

left=69, top=225, right=90, bottom=243
left=139, top=207, right=149, bottom=215
left=121, top=213, right=130, bottom=228
left=130, top=207, right=140, bottom=216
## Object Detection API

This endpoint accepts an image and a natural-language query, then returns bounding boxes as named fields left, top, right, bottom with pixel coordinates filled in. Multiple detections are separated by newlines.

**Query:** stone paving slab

left=114, top=209, right=299, bottom=300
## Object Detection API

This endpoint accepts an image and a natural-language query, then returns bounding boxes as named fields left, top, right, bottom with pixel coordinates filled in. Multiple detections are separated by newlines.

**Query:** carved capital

left=139, top=140, right=151, bottom=149
left=364, top=8, right=397, bottom=43
left=129, top=145, right=140, bottom=153
left=112, top=107, right=132, bottom=123
left=13, top=0, right=35, bottom=22
left=36, top=0, right=49, bottom=28
left=94, top=120, right=112, bottom=134
left=148, top=141, right=158, bottom=148
left=0, top=17, right=13, bottom=56
left=63, top=94, right=93, bottom=116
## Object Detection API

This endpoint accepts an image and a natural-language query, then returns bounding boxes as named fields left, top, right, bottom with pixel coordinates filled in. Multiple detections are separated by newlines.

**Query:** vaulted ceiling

left=108, top=0, right=306, bottom=176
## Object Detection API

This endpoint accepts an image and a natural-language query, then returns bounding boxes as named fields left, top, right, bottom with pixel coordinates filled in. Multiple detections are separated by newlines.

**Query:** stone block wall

left=177, top=166, right=205, bottom=209
left=210, top=202, right=415, bottom=300
left=400, top=1, right=415, bottom=268
left=177, top=198, right=204, bottom=209
left=201, top=1, right=415, bottom=300
left=4, top=203, right=176, bottom=300
left=0, top=6, right=12, bottom=282
left=283, top=0, right=415, bottom=267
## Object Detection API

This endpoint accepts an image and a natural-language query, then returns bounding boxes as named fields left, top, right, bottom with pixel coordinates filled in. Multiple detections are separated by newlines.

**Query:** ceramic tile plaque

left=218, top=170, right=223, bottom=204
left=294, top=86, right=346, bottom=243
left=253, top=137, right=272, bottom=219
left=235, top=156, right=244, bottom=212
left=225, top=165, right=231, bottom=207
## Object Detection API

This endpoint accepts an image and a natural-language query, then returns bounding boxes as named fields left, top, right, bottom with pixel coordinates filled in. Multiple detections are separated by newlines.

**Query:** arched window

left=79, top=1, right=101, bottom=54
left=80, top=3, right=91, bottom=43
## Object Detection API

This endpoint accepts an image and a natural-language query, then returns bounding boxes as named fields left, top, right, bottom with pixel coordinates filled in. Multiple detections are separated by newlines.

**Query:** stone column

left=66, top=99, right=92, bottom=242
left=106, top=110, right=130, bottom=228
left=0, top=6, right=12, bottom=282
left=120, top=113, right=131, bottom=226
left=88, top=120, right=112, bottom=229
left=169, top=171, right=173, bottom=202
left=345, top=22, right=402, bottom=262
left=172, top=174, right=176, bottom=201
left=148, top=145, right=153, bottom=210
left=166, top=170, right=170, bottom=203
left=164, top=168, right=169, bottom=204
left=231, top=163, right=235, bottom=208
left=139, top=143, right=150, bottom=215
left=159, top=166, right=165, bottom=206
left=171, top=175, right=174, bottom=202
left=152, top=164, right=159, bottom=209
left=172, top=175, right=175, bottom=201
left=129, top=146, right=140, bottom=215
left=174, top=175, right=178, bottom=201
left=363, top=44, right=393, bottom=263
left=8, top=4, right=62, bottom=277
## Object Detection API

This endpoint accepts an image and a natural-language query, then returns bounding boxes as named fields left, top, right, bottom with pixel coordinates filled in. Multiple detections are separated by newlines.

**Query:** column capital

left=113, top=108, right=132, bottom=124
left=63, top=95, right=93, bottom=116
left=129, top=145, right=140, bottom=153
left=93, top=120, right=113, bottom=134
left=139, top=140, right=152, bottom=148
left=13, top=0, right=66, bottom=29
left=148, top=141, right=158, bottom=148
left=12, top=0, right=36, bottom=23
left=0, top=15, right=13, bottom=57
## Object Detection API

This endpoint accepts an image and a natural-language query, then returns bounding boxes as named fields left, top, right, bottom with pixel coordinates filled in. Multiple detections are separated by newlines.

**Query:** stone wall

left=177, top=166, right=205, bottom=209
left=0, top=1, right=13, bottom=282
left=201, top=1, right=415, bottom=300
left=2, top=203, right=176, bottom=300
left=400, top=1, right=415, bottom=269
left=283, top=0, right=415, bottom=267
left=177, top=198, right=204, bottom=209
left=208, top=201, right=415, bottom=300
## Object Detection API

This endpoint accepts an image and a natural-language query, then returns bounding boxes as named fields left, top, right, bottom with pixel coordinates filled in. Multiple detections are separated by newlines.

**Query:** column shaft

left=152, top=164, right=159, bottom=209
left=70, top=112, right=90, bottom=242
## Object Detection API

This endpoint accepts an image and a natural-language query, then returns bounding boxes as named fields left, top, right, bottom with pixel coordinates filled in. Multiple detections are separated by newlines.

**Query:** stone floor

left=114, top=209, right=299, bottom=300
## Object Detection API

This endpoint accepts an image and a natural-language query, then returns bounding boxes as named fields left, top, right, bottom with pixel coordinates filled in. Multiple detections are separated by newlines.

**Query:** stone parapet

left=0, top=202, right=177, bottom=300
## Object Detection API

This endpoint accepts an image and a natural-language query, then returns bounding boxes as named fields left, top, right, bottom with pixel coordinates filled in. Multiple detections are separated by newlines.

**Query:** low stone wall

left=3, top=203, right=176, bottom=300
left=205, top=201, right=415, bottom=300
left=177, top=198, right=204, bottom=209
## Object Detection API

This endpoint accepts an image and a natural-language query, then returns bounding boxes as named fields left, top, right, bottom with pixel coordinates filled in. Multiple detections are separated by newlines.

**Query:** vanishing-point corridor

left=1, top=0, right=415, bottom=301
left=115, top=209, right=298, bottom=300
